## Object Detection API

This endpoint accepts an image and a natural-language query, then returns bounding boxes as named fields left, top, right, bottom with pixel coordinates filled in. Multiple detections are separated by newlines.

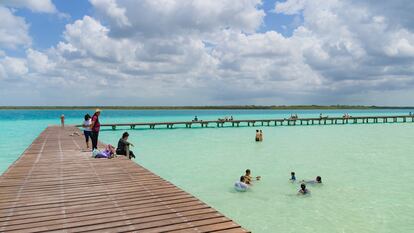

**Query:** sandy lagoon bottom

left=100, top=122, right=414, bottom=233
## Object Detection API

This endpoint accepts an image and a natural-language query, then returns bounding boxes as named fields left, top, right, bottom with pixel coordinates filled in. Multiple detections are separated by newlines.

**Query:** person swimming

left=244, top=169, right=261, bottom=184
left=298, top=183, right=310, bottom=195
left=234, top=176, right=249, bottom=192
left=301, top=176, right=322, bottom=184
left=290, top=172, right=296, bottom=181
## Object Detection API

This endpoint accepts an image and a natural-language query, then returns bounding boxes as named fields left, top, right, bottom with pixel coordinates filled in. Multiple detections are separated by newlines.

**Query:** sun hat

left=95, top=108, right=102, bottom=113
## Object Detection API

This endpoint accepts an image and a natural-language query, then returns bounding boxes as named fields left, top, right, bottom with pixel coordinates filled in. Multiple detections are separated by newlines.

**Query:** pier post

left=130, top=125, right=135, bottom=129
left=261, top=121, right=264, bottom=126
left=403, top=117, right=406, bottom=122
left=393, top=117, right=397, bottom=123
left=112, top=126, right=116, bottom=130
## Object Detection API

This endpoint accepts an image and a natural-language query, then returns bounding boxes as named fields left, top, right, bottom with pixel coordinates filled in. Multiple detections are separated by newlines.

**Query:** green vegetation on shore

left=1, top=105, right=413, bottom=110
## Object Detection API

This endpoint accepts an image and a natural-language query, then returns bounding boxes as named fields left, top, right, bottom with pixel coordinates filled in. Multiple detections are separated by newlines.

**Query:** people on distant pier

left=193, top=116, right=198, bottom=121
left=60, top=114, right=65, bottom=127
left=82, top=114, right=92, bottom=149
left=90, top=109, right=101, bottom=150
left=243, top=169, right=261, bottom=185
left=116, top=132, right=135, bottom=159
left=230, top=116, right=234, bottom=121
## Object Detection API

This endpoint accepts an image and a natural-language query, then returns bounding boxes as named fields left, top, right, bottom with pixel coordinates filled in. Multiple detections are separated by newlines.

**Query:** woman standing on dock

left=82, top=114, right=92, bottom=149
left=90, top=109, right=101, bottom=150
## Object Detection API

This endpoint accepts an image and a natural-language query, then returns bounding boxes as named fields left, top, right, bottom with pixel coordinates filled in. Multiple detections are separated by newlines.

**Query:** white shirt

left=83, top=119, right=92, bottom=131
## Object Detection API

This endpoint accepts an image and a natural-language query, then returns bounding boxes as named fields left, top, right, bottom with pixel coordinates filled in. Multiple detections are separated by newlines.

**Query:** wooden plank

left=0, top=126, right=248, bottom=233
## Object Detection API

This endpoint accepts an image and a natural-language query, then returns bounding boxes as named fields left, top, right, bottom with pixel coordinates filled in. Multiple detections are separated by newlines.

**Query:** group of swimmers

left=235, top=170, right=322, bottom=195
left=255, top=130, right=263, bottom=141
left=291, top=172, right=322, bottom=195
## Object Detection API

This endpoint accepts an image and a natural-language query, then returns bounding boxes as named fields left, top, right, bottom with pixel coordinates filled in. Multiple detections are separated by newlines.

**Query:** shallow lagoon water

left=1, top=109, right=414, bottom=232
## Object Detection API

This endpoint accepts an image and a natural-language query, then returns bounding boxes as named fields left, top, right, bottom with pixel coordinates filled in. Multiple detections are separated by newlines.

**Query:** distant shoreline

left=1, top=105, right=414, bottom=110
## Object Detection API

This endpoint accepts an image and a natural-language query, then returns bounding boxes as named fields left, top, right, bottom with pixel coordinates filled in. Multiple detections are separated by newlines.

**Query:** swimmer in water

left=234, top=176, right=249, bottom=191
left=290, top=172, right=296, bottom=181
left=301, top=176, right=322, bottom=184
left=298, top=183, right=310, bottom=195
left=244, top=169, right=261, bottom=184
left=255, top=130, right=260, bottom=142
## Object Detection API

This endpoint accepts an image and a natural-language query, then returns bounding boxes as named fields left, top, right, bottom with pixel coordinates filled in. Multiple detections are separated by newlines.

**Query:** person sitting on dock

left=234, top=176, right=249, bottom=192
left=193, top=116, right=198, bottom=121
left=298, top=183, right=310, bottom=195
left=290, top=172, right=296, bottom=182
left=301, top=176, right=322, bottom=184
left=244, top=169, right=261, bottom=185
left=116, top=132, right=135, bottom=159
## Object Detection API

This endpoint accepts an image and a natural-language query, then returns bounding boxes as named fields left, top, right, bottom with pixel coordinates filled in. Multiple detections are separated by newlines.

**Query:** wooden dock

left=76, top=115, right=414, bottom=130
left=0, top=126, right=249, bottom=233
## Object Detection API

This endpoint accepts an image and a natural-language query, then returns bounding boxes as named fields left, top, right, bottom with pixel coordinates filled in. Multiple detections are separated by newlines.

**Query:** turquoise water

left=1, top=109, right=414, bottom=232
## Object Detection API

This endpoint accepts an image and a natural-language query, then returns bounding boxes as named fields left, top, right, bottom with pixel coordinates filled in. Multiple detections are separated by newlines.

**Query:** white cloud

left=90, top=0, right=265, bottom=37
left=0, top=6, right=31, bottom=49
left=1, top=0, right=57, bottom=13
left=275, top=0, right=306, bottom=15
left=89, top=0, right=130, bottom=27
left=26, top=49, right=55, bottom=73
left=2, top=0, right=414, bottom=105
left=0, top=56, right=28, bottom=78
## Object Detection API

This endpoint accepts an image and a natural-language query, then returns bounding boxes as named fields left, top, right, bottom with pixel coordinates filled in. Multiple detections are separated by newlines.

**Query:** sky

left=0, top=0, right=414, bottom=106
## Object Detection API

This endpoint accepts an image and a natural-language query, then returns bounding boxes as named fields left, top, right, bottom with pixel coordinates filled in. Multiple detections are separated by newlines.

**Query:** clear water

left=1, top=109, right=413, bottom=233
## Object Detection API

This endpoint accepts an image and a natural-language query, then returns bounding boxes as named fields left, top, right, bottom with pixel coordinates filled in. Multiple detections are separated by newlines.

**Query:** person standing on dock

left=90, top=109, right=101, bottom=150
left=60, top=114, right=65, bottom=127
left=259, top=130, right=263, bottom=141
left=255, top=130, right=260, bottom=141
left=82, top=114, right=92, bottom=149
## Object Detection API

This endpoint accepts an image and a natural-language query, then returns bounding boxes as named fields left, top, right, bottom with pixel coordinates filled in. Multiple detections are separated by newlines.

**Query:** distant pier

left=76, top=115, right=414, bottom=130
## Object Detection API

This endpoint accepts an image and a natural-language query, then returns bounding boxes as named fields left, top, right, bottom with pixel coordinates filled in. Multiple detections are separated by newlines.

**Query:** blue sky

left=1, top=0, right=414, bottom=106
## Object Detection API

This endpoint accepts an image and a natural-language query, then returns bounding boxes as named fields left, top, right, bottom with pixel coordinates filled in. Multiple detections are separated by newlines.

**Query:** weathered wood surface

left=0, top=126, right=249, bottom=233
